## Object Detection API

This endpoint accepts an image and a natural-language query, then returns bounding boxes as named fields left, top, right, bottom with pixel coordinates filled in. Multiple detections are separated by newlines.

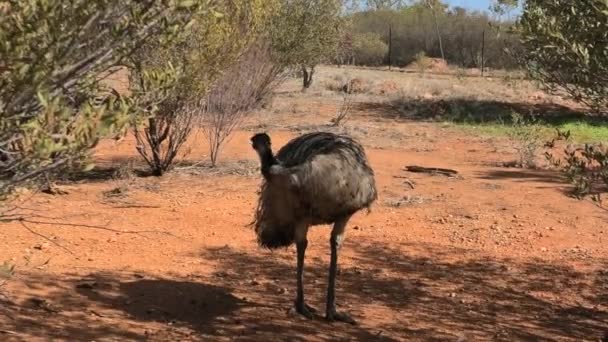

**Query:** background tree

left=0, top=0, right=214, bottom=197
left=271, top=0, right=344, bottom=89
left=340, top=4, right=519, bottom=68
left=424, top=0, right=447, bottom=60
left=366, top=0, right=407, bottom=10
left=518, top=0, right=608, bottom=113
left=490, top=0, right=519, bottom=20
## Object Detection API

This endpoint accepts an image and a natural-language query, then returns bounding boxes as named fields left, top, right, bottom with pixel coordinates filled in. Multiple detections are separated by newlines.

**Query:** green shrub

left=519, top=0, right=608, bottom=113
left=0, top=0, right=215, bottom=196
left=547, top=132, right=608, bottom=203
left=507, top=112, right=544, bottom=168
left=352, top=33, right=388, bottom=66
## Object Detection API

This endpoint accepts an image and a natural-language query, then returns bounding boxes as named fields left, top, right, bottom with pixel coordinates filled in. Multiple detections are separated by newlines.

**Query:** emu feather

left=252, top=132, right=377, bottom=248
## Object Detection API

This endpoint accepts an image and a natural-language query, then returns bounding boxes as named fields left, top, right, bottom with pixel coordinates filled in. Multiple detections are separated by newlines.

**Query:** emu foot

left=289, top=302, right=317, bottom=320
left=326, top=308, right=357, bottom=325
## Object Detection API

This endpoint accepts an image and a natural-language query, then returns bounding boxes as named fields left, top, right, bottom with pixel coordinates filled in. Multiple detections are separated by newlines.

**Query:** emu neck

left=259, top=147, right=278, bottom=179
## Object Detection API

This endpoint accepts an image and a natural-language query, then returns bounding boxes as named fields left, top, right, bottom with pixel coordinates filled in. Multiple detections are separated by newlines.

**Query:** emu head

left=250, top=133, right=272, bottom=156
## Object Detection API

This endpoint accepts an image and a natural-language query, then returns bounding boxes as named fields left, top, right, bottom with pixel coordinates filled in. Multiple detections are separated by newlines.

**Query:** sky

left=444, top=0, right=522, bottom=14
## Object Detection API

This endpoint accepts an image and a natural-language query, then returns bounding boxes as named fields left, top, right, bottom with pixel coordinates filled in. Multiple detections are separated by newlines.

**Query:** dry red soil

left=1, top=94, right=607, bottom=341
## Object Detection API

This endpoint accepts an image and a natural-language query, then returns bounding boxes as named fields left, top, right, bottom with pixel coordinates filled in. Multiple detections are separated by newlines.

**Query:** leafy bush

left=546, top=132, right=608, bottom=203
left=0, top=0, right=214, bottom=196
left=519, top=0, right=608, bottom=113
left=352, top=33, right=388, bottom=66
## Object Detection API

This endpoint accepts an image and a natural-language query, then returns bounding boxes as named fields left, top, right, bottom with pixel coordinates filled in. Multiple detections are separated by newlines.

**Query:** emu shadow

left=199, top=242, right=608, bottom=341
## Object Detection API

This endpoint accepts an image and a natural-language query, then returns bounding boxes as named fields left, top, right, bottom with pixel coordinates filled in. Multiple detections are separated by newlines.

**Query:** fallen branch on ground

left=404, top=165, right=459, bottom=177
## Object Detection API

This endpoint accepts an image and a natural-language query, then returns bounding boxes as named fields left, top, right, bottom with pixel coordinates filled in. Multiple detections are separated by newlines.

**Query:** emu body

left=251, top=132, right=377, bottom=323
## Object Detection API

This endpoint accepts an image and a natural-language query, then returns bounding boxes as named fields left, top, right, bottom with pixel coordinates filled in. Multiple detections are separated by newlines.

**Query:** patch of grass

left=452, top=121, right=608, bottom=144
left=557, top=122, right=608, bottom=143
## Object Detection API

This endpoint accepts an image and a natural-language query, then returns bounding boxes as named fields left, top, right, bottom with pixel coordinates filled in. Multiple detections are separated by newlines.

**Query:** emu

left=250, top=131, right=377, bottom=324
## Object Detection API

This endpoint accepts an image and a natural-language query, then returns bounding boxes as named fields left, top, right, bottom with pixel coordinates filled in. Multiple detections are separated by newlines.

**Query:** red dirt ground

left=1, top=93, right=607, bottom=341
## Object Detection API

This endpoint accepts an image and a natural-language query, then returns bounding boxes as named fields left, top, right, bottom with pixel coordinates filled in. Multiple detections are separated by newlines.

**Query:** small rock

left=449, top=292, right=457, bottom=298
left=250, top=279, right=260, bottom=286
left=277, top=287, right=287, bottom=295
left=540, top=247, right=548, bottom=252
left=353, top=225, right=360, bottom=230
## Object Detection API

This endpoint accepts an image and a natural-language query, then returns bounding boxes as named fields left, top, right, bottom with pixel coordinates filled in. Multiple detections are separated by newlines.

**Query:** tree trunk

left=481, top=29, right=485, bottom=77
left=388, top=25, right=392, bottom=70
left=428, top=1, right=445, bottom=61
left=301, top=65, right=315, bottom=90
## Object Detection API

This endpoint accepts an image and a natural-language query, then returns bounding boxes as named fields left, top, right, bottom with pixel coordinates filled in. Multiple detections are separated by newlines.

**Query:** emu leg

left=326, top=215, right=356, bottom=325
left=294, top=225, right=316, bottom=319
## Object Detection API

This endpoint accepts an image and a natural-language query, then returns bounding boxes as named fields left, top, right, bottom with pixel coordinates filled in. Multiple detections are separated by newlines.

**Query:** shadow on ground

left=1, top=242, right=606, bottom=341
left=0, top=273, right=245, bottom=340
left=356, top=97, right=607, bottom=126
left=195, top=243, right=608, bottom=341
left=476, top=168, right=565, bottom=185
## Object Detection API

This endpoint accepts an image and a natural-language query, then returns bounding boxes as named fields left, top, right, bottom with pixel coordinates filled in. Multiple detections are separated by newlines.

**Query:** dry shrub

left=324, top=76, right=372, bottom=94
left=374, top=80, right=399, bottom=95
left=324, top=74, right=347, bottom=92
left=408, top=52, right=449, bottom=74
left=345, top=78, right=373, bottom=94
left=330, top=90, right=354, bottom=126
left=0, top=261, right=15, bottom=289
left=134, top=104, right=196, bottom=176
left=201, top=41, right=287, bottom=167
